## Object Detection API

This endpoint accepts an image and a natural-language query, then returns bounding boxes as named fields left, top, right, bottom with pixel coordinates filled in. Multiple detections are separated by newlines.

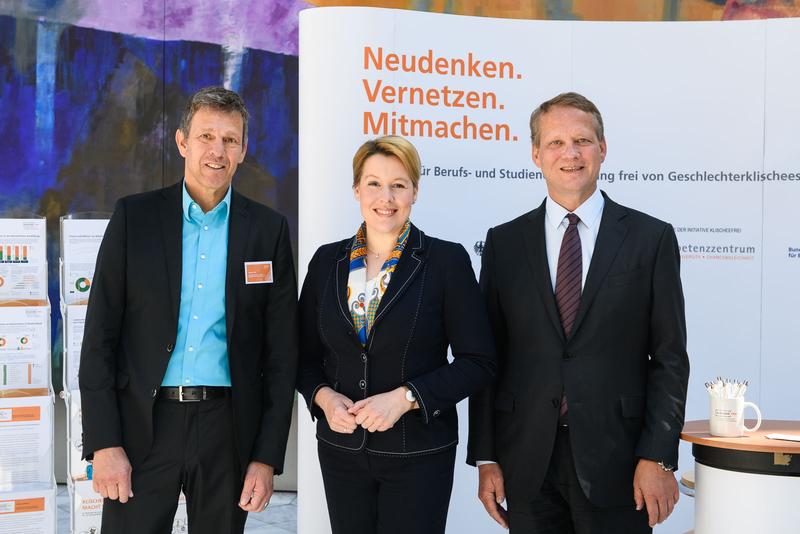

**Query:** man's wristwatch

left=657, top=461, right=676, bottom=472
left=404, top=387, right=416, bottom=403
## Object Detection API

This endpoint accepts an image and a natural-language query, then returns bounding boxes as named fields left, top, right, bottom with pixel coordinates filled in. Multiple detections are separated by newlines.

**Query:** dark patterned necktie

left=555, top=213, right=582, bottom=336
left=555, top=213, right=581, bottom=421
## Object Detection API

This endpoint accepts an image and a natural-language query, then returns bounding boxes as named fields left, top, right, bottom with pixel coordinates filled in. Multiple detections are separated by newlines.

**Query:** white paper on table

left=766, top=433, right=800, bottom=442
left=62, top=219, right=109, bottom=305
left=64, top=305, right=87, bottom=391
left=0, top=219, right=47, bottom=302
left=0, top=482, right=56, bottom=534
left=0, top=396, right=53, bottom=485
left=0, top=306, right=50, bottom=390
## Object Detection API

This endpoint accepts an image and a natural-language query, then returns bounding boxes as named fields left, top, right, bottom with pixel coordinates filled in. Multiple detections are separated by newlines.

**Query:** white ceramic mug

left=709, top=396, right=762, bottom=437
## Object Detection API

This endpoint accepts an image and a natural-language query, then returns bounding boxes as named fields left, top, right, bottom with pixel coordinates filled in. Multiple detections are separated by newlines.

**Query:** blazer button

left=433, top=409, right=441, bottom=418
left=166, top=343, right=174, bottom=353
left=562, top=351, right=573, bottom=360
left=361, top=353, right=367, bottom=363
left=551, top=398, right=560, bottom=408
left=359, top=379, right=366, bottom=389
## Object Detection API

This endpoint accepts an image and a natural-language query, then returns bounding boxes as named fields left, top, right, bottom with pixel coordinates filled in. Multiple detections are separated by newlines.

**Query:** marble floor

left=56, top=484, right=297, bottom=533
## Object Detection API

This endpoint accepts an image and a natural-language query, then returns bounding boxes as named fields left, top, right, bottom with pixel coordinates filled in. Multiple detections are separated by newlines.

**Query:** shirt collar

left=182, top=180, right=232, bottom=224
left=545, top=187, right=605, bottom=230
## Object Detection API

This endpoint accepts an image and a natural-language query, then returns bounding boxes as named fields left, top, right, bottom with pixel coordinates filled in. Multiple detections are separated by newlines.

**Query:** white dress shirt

left=544, top=187, right=605, bottom=291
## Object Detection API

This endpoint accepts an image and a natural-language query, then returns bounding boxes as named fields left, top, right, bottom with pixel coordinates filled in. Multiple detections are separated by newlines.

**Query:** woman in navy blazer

left=297, top=135, right=495, bottom=534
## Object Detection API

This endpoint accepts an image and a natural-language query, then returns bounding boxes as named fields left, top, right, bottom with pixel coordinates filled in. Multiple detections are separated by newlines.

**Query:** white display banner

left=62, top=219, right=109, bottom=305
left=0, top=306, right=50, bottom=391
left=0, top=483, right=56, bottom=534
left=760, top=19, right=800, bottom=419
left=0, top=396, right=53, bottom=486
left=299, top=8, right=800, bottom=534
left=0, top=219, right=47, bottom=302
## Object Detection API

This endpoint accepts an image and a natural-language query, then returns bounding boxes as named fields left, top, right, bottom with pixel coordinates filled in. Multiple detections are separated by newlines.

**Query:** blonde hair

left=352, top=136, right=421, bottom=189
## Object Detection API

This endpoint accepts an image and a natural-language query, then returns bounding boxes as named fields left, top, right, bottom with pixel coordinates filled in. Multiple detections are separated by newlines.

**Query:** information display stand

left=0, top=215, right=56, bottom=533
left=59, top=213, right=105, bottom=533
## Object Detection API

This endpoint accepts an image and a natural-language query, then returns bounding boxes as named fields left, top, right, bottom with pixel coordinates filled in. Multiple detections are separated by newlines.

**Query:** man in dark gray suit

left=469, top=92, right=689, bottom=533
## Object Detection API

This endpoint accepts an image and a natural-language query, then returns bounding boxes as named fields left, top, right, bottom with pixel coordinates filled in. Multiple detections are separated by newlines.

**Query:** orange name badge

left=244, top=261, right=274, bottom=285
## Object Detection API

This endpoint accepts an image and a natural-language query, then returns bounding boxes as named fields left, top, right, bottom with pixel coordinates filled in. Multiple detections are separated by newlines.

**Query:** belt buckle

left=178, top=385, right=200, bottom=403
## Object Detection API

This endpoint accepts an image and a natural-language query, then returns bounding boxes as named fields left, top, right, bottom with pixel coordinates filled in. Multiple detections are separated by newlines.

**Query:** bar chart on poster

left=0, top=219, right=47, bottom=303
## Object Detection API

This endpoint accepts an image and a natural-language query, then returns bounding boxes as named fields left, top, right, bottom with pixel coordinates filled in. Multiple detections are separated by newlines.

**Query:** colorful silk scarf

left=347, top=221, right=411, bottom=345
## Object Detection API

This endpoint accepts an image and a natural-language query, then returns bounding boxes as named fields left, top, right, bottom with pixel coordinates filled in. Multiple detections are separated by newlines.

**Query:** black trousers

left=507, top=427, right=651, bottom=534
left=101, top=397, right=246, bottom=534
left=318, top=443, right=457, bottom=534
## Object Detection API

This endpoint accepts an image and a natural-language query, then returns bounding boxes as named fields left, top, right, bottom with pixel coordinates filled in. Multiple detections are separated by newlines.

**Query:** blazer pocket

left=620, top=395, right=645, bottom=418
left=494, top=390, right=515, bottom=414
left=606, top=266, right=650, bottom=288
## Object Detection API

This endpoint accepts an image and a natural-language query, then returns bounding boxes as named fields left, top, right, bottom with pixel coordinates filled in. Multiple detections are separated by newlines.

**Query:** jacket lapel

left=158, top=183, right=183, bottom=326
left=570, top=192, right=628, bottom=339
left=225, top=190, right=250, bottom=344
left=335, top=225, right=426, bottom=339
left=521, top=200, right=565, bottom=341
left=370, top=224, right=425, bottom=331
left=335, top=238, right=356, bottom=330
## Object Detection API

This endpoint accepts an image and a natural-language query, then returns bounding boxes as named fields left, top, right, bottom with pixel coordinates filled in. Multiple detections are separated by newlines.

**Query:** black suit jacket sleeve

left=636, top=224, right=689, bottom=467
left=296, top=247, right=330, bottom=420
left=467, top=228, right=503, bottom=464
left=79, top=199, right=127, bottom=456
left=250, top=216, right=299, bottom=472
left=405, top=242, right=496, bottom=424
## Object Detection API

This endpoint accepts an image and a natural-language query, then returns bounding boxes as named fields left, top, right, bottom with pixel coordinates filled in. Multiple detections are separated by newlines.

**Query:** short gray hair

left=179, top=86, right=250, bottom=144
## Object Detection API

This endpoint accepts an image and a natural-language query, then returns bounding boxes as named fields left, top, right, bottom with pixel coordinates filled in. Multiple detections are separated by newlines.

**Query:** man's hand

left=478, top=463, right=509, bottom=529
left=239, top=461, right=274, bottom=512
left=315, top=387, right=358, bottom=434
left=348, top=388, right=414, bottom=432
left=92, top=446, right=133, bottom=503
left=633, top=458, right=679, bottom=527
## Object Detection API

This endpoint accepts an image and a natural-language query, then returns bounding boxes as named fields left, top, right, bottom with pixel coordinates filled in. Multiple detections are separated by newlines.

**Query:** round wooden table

left=681, top=420, right=800, bottom=534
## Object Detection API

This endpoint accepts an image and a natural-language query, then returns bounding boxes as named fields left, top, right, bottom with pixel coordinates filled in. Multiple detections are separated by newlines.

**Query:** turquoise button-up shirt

left=161, top=181, right=232, bottom=386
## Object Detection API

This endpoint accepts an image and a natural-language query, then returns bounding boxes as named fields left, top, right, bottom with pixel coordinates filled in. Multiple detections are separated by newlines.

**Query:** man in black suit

left=79, top=87, right=298, bottom=533
left=468, top=92, right=689, bottom=533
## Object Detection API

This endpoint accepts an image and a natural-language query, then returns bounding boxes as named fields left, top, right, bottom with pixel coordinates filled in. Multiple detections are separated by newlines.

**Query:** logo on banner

left=674, top=225, right=757, bottom=261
